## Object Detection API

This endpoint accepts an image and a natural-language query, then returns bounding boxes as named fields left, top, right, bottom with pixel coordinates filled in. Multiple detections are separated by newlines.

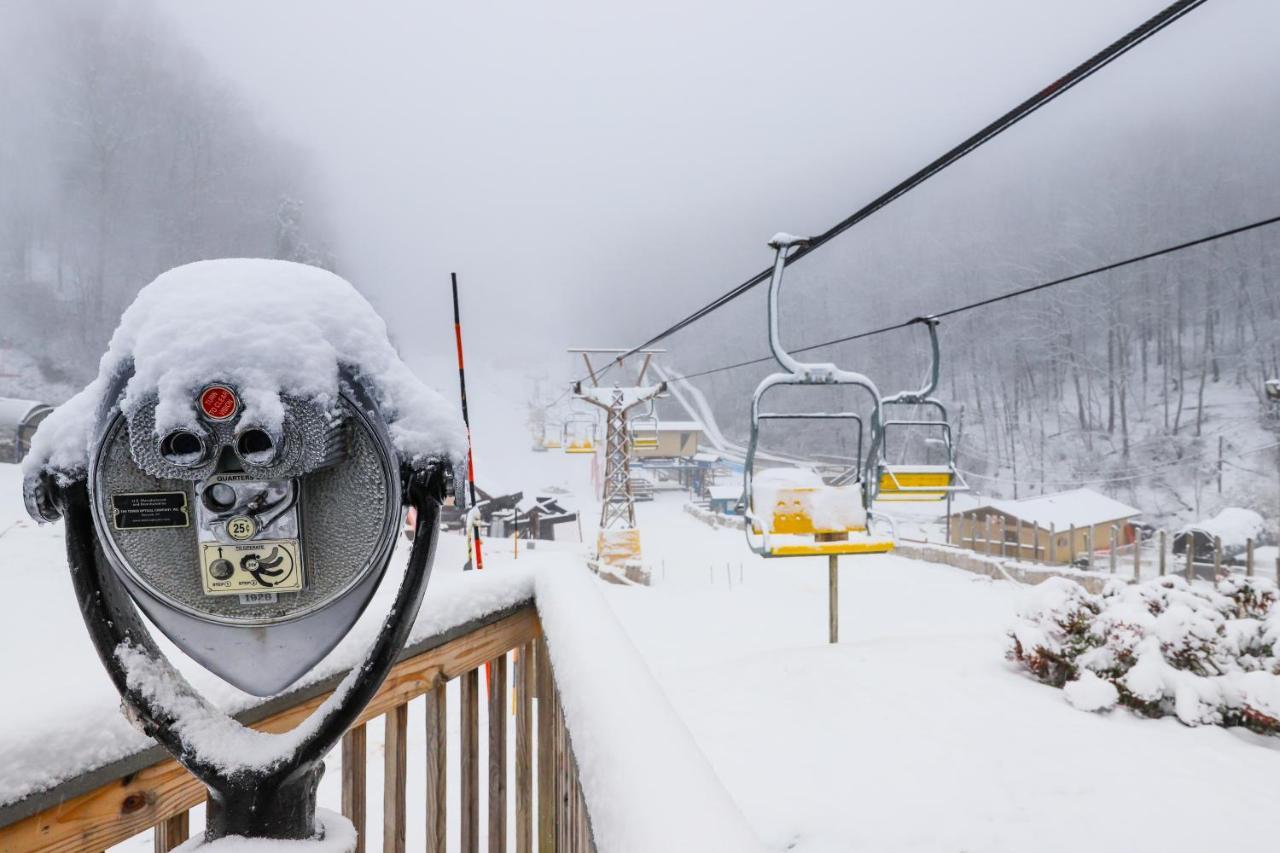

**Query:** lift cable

left=665, top=212, right=1280, bottom=384
left=593, top=0, right=1211, bottom=379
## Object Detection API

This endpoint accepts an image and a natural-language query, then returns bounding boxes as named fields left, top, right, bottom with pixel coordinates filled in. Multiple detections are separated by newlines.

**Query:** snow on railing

left=535, top=569, right=765, bottom=853
left=0, top=567, right=758, bottom=852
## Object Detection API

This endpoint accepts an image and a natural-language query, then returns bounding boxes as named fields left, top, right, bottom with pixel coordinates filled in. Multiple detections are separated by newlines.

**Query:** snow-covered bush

left=1009, top=575, right=1280, bottom=734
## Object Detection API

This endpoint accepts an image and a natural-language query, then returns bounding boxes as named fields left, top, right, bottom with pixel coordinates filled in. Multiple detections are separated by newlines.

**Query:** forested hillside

left=0, top=0, right=333, bottom=381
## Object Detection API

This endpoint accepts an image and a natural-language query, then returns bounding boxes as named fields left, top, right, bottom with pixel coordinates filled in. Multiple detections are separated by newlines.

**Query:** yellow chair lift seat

left=564, top=440, right=595, bottom=454
left=632, top=435, right=659, bottom=450
left=751, top=485, right=893, bottom=556
left=877, top=464, right=953, bottom=502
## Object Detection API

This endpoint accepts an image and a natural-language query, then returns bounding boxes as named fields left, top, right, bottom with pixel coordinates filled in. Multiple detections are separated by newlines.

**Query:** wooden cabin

left=949, top=488, right=1141, bottom=564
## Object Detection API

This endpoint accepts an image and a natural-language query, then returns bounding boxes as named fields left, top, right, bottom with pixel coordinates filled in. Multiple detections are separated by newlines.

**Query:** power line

left=596, top=0, right=1211, bottom=377
left=666, top=212, right=1280, bottom=384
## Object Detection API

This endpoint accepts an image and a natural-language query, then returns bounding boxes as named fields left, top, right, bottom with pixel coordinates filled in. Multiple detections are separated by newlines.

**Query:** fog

left=161, top=1, right=1279, bottom=370
left=4, top=0, right=1279, bottom=506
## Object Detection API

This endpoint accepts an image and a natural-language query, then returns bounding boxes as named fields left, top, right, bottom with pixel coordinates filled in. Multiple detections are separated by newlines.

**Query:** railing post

left=1133, top=529, right=1141, bottom=581
left=384, top=703, right=409, bottom=853
left=555, top=680, right=567, bottom=852
left=489, top=655, right=509, bottom=853
left=341, top=724, right=367, bottom=853
left=1214, top=535, right=1223, bottom=579
left=1185, top=541, right=1194, bottom=582
left=1159, top=530, right=1166, bottom=576
left=536, top=637, right=555, bottom=850
left=426, top=680, right=448, bottom=853
left=462, top=667, right=480, bottom=853
left=1246, top=538, right=1255, bottom=577
left=1049, top=523, right=1057, bottom=565
left=1109, top=525, right=1118, bottom=574
left=516, top=643, right=534, bottom=853
left=1087, top=526, right=1095, bottom=568
left=154, top=811, right=189, bottom=852
left=1068, top=525, right=1076, bottom=565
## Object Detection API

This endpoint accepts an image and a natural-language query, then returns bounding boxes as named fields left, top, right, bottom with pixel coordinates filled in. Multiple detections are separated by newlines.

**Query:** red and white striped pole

left=452, top=272, right=484, bottom=573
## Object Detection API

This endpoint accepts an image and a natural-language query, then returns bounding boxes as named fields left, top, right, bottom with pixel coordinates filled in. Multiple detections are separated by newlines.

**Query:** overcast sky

left=166, top=1, right=1277, bottom=380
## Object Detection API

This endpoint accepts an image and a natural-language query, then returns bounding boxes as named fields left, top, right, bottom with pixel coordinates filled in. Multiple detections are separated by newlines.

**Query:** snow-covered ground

left=1, top=367, right=1276, bottom=852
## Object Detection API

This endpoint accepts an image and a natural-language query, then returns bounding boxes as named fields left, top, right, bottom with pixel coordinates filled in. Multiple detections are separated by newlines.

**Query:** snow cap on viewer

left=23, top=259, right=466, bottom=480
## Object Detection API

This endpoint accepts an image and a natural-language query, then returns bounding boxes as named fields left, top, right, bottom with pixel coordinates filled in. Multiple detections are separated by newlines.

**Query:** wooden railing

left=0, top=600, right=595, bottom=852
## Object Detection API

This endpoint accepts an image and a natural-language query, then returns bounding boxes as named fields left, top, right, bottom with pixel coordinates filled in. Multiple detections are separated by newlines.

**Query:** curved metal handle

left=55, top=462, right=448, bottom=839
left=882, top=316, right=941, bottom=405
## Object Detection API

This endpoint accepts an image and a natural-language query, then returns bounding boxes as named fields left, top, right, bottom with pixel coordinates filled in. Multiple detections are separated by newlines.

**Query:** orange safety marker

left=451, top=272, right=484, bottom=573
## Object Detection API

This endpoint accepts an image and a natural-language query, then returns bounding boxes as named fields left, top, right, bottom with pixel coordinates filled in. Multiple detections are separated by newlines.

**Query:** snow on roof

left=956, top=488, right=1140, bottom=529
left=657, top=420, right=703, bottom=431
left=708, top=485, right=741, bottom=500
left=0, top=397, right=50, bottom=427
left=23, top=260, right=466, bottom=479
left=692, top=451, right=721, bottom=463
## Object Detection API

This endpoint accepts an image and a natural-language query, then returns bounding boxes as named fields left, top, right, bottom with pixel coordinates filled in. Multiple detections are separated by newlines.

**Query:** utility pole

left=1268, top=379, right=1279, bottom=545
left=1217, top=435, right=1223, bottom=494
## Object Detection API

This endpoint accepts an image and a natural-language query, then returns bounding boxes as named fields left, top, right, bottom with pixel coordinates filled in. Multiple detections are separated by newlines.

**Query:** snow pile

left=23, top=259, right=466, bottom=481
left=535, top=568, right=765, bottom=853
left=174, top=809, right=354, bottom=851
left=1009, top=575, right=1280, bottom=733
left=752, top=467, right=866, bottom=531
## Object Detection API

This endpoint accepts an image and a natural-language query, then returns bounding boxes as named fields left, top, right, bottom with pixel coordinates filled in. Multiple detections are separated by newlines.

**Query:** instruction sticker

left=200, top=539, right=303, bottom=596
left=111, top=492, right=189, bottom=530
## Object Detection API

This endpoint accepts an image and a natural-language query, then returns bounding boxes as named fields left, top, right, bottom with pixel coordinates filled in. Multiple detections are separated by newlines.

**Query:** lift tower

left=570, top=348, right=666, bottom=576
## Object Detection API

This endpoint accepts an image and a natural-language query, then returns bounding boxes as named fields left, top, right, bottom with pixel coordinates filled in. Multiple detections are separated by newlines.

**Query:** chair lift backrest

left=562, top=404, right=597, bottom=453
left=742, top=235, right=892, bottom=557
left=631, top=398, right=659, bottom=450
left=868, top=317, right=965, bottom=502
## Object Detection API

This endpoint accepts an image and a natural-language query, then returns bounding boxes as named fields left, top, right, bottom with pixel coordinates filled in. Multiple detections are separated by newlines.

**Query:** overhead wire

left=664, top=213, right=1280, bottom=385
left=591, top=0, right=1212, bottom=380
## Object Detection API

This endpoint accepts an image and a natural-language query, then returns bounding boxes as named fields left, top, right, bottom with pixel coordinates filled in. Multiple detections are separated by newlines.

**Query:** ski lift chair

left=743, top=234, right=894, bottom=558
left=869, top=317, right=968, bottom=503
left=630, top=399, right=660, bottom=451
left=562, top=408, right=598, bottom=454
left=543, top=422, right=562, bottom=450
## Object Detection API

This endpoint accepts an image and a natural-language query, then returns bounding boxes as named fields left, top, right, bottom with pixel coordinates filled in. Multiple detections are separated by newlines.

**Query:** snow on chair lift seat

left=869, top=316, right=967, bottom=503
left=742, top=233, right=893, bottom=559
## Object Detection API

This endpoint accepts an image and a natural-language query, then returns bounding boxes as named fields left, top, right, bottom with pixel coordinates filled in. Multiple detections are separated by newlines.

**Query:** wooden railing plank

left=461, top=667, right=480, bottom=853
left=0, top=761, right=205, bottom=853
left=425, top=681, right=447, bottom=853
left=341, top=723, right=367, bottom=853
left=383, top=703, right=409, bottom=853
left=0, top=606, right=540, bottom=853
left=152, top=810, right=188, bottom=852
left=488, top=654, right=508, bottom=852
left=514, top=643, right=533, bottom=853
